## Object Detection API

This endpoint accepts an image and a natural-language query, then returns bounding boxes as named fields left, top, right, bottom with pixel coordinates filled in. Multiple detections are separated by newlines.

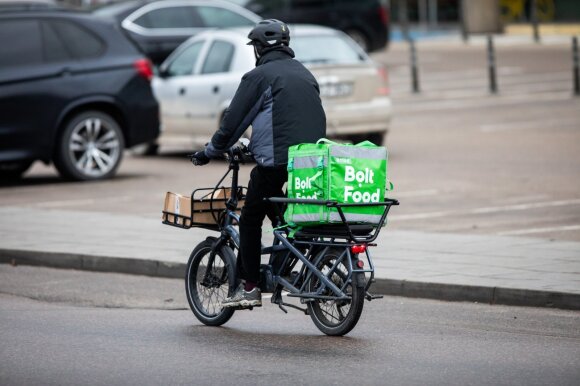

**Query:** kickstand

left=271, top=290, right=287, bottom=313
left=271, top=290, right=308, bottom=315
left=272, top=290, right=308, bottom=315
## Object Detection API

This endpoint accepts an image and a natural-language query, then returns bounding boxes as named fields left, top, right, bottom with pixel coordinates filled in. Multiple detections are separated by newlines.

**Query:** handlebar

left=224, top=144, right=254, bottom=165
left=189, top=141, right=254, bottom=166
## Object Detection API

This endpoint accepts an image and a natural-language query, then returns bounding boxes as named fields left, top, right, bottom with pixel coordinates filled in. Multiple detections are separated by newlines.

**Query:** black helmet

left=247, top=19, right=290, bottom=48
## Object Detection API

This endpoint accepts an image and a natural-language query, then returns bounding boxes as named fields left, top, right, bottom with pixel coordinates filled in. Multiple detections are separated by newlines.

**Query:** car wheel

left=0, top=161, right=33, bottom=181
left=54, top=111, right=124, bottom=181
left=345, top=28, right=370, bottom=52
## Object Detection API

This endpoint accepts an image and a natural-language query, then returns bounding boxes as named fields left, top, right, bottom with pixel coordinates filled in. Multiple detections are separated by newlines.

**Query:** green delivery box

left=285, top=139, right=389, bottom=226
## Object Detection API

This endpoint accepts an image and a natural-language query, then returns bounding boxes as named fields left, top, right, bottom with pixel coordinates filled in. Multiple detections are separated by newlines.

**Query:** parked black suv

left=0, top=10, right=160, bottom=181
left=227, top=0, right=390, bottom=52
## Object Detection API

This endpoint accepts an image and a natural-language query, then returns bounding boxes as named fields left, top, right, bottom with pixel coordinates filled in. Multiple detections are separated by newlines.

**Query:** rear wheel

left=54, top=111, right=124, bottom=181
left=185, top=239, right=236, bottom=326
left=307, top=247, right=365, bottom=336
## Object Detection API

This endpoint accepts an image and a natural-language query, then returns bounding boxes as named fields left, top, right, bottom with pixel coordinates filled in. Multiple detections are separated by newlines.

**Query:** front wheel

left=185, top=238, right=236, bottom=326
left=307, top=248, right=365, bottom=336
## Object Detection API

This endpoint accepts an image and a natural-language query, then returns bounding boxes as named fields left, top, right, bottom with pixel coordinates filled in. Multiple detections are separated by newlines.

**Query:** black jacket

left=205, top=46, right=326, bottom=166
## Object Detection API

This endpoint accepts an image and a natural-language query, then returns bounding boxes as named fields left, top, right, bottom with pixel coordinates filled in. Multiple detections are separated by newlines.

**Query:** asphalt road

left=1, top=265, right=579, bottom=386
left=1, top=39, right=578, bottom=241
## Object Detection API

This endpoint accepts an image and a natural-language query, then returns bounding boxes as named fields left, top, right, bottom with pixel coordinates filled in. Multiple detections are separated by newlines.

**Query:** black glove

left=189, top=151, right=210, bottom=166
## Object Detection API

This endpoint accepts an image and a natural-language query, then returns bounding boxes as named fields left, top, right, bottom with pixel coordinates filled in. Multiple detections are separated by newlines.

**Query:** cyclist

left=190, top=19, right=326, bottom=309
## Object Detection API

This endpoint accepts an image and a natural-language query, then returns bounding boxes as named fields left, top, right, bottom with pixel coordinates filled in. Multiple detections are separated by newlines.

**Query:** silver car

left=152, top=25, right=391, bottom=151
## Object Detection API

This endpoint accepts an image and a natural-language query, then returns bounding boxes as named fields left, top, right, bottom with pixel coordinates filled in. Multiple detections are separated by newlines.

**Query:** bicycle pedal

left=365, top=292, right=384, bottom=301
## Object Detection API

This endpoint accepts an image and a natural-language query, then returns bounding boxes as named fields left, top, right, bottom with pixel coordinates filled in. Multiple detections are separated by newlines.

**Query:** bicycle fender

left=353, top=272, right=366, bottom=288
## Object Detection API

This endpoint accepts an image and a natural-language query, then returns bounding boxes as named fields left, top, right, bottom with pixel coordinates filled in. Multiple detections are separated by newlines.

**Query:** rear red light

left=376, top=65, right=389, bottom=96
left=356, top=260, right=365, bottom=269
left=378, top=6, right=389, bottom=26
left=134, top=58, right=153, bottom=81
left=351, top=245, right=367, bottom=254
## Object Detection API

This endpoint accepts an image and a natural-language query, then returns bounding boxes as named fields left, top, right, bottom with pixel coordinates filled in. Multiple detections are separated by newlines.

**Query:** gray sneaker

left=221, top=284, right=262, bottom=308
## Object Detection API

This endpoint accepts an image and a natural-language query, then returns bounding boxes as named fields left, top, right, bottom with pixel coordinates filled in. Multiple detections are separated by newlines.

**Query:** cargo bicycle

left=162, top=143, right=398, bottom=336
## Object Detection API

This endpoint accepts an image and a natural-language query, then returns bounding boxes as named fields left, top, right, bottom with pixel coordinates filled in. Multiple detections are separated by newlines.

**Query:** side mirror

left=158, top=65, right=170, bottom=78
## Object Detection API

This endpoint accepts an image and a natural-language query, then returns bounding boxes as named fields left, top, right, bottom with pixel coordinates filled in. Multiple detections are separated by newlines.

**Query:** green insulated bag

left=285, top=139, right=388, bottom=226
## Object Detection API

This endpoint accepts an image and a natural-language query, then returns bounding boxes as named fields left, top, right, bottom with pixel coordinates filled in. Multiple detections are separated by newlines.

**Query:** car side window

left=40, top=21, right=71, bottom=63
left=133, top=6, right=203, bottom=29
left=0, top=20, right=43, bottom=67
left=201, top=40, right=235, bottom=74
left=166, top=41, right=204, bottom=77
left=197, top=6, right=255, bottom=28
left=45, top=20, right=105, bottom=59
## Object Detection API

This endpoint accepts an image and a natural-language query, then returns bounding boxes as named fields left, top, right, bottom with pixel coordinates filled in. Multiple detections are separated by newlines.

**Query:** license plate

left=319, top=82, right=353, bottom=98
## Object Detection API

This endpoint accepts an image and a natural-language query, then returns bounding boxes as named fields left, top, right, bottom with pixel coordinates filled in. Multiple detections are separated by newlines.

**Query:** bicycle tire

left=185, top=238, right=236, bottom=326
left=307, top=247, right=365, bottom=336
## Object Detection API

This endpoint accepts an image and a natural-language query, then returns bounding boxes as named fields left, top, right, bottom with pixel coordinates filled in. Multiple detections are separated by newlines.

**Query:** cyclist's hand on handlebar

left=189, top=151, right=210, bottom=166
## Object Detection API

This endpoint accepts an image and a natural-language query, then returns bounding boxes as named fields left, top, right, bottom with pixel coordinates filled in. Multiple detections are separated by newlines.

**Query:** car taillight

left=376, top=65, right=389, bottom=96
left=378, top=5, right=389, bottom=26
left=134, top=58, right=153, bottom=81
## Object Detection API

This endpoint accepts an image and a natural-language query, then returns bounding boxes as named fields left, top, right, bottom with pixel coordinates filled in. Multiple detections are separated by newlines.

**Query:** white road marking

left=480, top=117, right=580, bottom=133
left=471, top=199, right=580, bottom=214
left=31, top=196, right=135, bottom=208
left=498, top=225, right=580, bottom=236
left=390, top=189, right=439, bottom=198
left=390, top=199, right=580, bottom=221
left=395, top=91, right=571, bottom=113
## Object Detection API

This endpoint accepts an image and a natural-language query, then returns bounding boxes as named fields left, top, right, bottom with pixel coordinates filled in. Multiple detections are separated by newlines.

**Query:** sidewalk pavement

left=0, top=206, right=579, bottom=310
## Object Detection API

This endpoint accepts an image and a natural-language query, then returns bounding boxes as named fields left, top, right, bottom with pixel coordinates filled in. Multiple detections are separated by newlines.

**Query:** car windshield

left=292, top=34, right=366, bottom=65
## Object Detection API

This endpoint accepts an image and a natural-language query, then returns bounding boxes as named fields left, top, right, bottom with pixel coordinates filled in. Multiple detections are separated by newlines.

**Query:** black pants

left=238, top=165, right=287, bottom=284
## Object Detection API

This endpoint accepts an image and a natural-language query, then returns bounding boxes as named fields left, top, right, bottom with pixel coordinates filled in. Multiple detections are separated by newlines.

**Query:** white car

left=152, top=24, right=391, bottom=152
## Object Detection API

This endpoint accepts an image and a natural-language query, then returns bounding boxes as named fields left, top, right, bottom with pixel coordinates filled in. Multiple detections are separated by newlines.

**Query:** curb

left=371, top=279, right=580, bottom=311
left=2, top=248, right=579, bottom=311
left=0, top=249, right=185, bottom=280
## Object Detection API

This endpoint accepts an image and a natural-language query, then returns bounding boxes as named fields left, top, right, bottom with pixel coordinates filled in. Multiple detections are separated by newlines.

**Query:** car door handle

left=179, top=87, right=186, bottom=95
left=212, top=85, right=219, bottom=94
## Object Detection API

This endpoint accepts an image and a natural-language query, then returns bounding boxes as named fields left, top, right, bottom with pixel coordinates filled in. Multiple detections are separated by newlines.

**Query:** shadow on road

left=184, top=323, right=368, bottom=357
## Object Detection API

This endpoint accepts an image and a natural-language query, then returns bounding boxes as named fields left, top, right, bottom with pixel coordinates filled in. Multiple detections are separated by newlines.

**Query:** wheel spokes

left=312, top=258, right=352, bottom=325
left=69, top=117, right=120, bottom=177
left=195, top=255, right=229, bottom=316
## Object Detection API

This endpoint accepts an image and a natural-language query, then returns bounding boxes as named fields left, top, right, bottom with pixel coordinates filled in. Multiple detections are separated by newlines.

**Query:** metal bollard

left=410, top=39, right=420, bottom=93
left=399, top=0, right=410, bottom=42
left=573, top=36, right=580, bottom=96
left=487, top=36, right=498, bottom=94
left=459, top=0, right=469, bottom=43
left=531, top=0, right=540, bottom=43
